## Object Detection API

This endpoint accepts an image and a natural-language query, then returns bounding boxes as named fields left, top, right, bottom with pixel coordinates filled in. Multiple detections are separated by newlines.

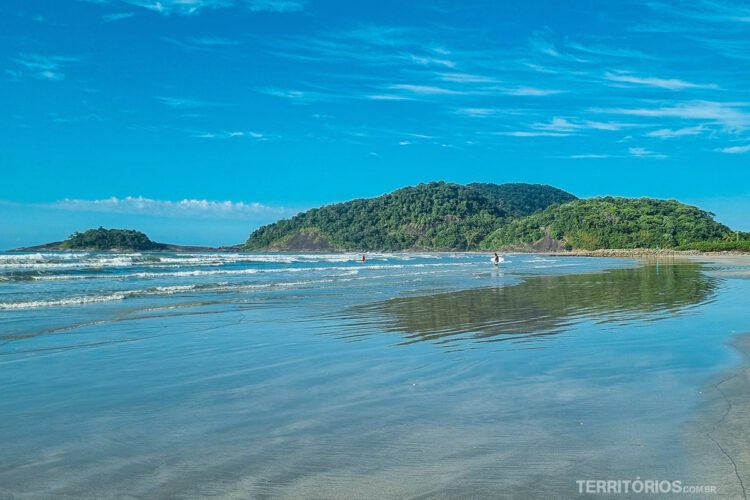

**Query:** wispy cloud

left=646, top=125, right=706, bottom=138
left=50, top=196, right=291, bottom=219
left=88, top=0, right=304, bottom=15
left=496, top=131, right=571, bottom=137
left=717, top=144, right=750, bottom=154
left=116, top=0, right=234, bottom=15
left=645, top=0, right=750, bottom=25
left=9, top=54, right=80, bottom=81
left=604, top=71, right=719, bottom=90
left=191, top=130, right=270, bottom=140
left=569, top=154, right=613, bottom=159
left=155, top=96, right=214, bottom=109
left=103, top=12, right=135, bottom=21
left=531, top=117, right=631, bottom=132
left=456, top=107, right=503, bottom=117
left=503, top=87, right=565, bottom=96
left=259, top=87, right=333, bottom=103
left=565, top=42, right=655, bottom=61
left=190, top=36, right=240, bottom=46
left=593, top=101, right=750, bottom=130
left=246, top=0, right=305, bottom=12
left=629, top=146, right=667, bottom=158
left=366, top=94, right=414, bottom=101
left=163, top=36, right=242, bottom=52
left=529, top=32, right=588, bottom=63
left=388, top=84, right=464, bottom=95
left=438, top=72, right=497, bottom=83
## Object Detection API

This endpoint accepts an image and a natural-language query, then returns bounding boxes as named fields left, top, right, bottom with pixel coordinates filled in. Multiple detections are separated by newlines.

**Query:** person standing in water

left=361, top=255, right=366, bottom=263
left=493, top=252, right=500, bottom=266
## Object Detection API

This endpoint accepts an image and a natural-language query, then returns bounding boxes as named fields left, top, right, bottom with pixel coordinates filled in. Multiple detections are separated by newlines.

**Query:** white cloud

left=88, top=0, right=304, bottom=15
left=192, top=130, right=270, bottom=140
left=155, top=96, right=212, bottom=108
left=117, top=0, right=234, bottom=15
left=532, top=117, right=579, bottom=132
left=646, top=125, right=705, bottom=138
left=531, top=117, right=630, bottom=132
left=565, top=42, right=654, bottom=60
left=50, top=196, right=291, bottom=219
left=438, top=72, right=498, bottom=83
left=103, top=12, right=135, bottom=21
left=366, top=94, right=413, bottom=101
left=528, top=33, right=588, bottom=63
left=260, top=87, right=331, bottom=103
left=11, top=54, right=80, bottom=81
left=503, top=87, right=565, bottom=96
left=456, top=108, right=502, bottom=117
left=604, top=72, right=718, bottom=90
left=407, top=54, right=455, bottom=68
left=570, top=154, right=612, bottom=159
left=717, top=144, right=750, bottom=154
left=190, top=36, right=240, bottom=46
left=246, top=0, right=304, bottom=12
left=496, top=131, right=571, bottom=137
left=629, top=147, right=667, bottom=158
left=388, top=84, right=464, bottom=95
left=594, top=101, right=750, bottom=130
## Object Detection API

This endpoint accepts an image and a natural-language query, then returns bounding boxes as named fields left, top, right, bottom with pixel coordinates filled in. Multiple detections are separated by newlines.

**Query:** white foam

left=0, top=275, right=359, bottom=310
left=0, top=292, right=129, bottom=309
left=24, top=261, right=472, bottom=282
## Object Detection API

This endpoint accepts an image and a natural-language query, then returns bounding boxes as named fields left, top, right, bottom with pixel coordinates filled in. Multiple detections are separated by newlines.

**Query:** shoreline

left=687, top=332, right=750, bottom=499
left=545, top=248, right=750, bottom=258
left=4, top=247, right=750, bottom=259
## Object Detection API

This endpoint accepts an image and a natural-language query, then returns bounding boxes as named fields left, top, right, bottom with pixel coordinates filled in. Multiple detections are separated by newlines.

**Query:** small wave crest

left=0, top=274, right=361, bottom=310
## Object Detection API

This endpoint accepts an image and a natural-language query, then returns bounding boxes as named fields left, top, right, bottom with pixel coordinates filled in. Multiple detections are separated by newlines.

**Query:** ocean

left=1, top=251, right=749, bottom=497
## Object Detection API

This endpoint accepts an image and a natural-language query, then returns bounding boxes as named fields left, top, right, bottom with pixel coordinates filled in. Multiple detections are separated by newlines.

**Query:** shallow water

left=1, top=252, right=749, bottom=498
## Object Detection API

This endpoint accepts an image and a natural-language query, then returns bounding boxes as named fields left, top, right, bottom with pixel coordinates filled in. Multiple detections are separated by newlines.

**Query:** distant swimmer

left=361, top=255, right=366, bottom=263
left=492, top=252, right=502, bottom=266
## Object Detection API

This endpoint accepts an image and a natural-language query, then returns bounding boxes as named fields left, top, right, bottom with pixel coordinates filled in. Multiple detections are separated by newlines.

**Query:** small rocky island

left=12, top=227, right=228, bottom=252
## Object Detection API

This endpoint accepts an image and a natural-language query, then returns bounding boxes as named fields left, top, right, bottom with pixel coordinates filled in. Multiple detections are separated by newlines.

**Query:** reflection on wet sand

left=352, top=263, right=718, bottom=346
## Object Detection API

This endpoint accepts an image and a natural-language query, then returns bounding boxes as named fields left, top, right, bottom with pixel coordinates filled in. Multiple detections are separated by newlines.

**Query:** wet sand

left=682, top=264, right=750, bottom=499
left=686, top=333, right=750, bottom=499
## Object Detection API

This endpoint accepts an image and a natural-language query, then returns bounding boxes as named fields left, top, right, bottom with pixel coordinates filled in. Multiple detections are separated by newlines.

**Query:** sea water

left=1, top=252, right=749, bottom=497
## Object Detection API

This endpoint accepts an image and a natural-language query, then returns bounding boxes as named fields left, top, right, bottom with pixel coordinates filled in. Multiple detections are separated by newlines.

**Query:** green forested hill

left=479, top=197, right=732, bottom=251
left=244, top=183, right=743, bottom=252
left=244, top=182, right=576, bottom=251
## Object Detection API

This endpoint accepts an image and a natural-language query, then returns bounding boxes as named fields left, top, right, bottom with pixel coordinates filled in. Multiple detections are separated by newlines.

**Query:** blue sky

left=2, top=0, right=750, bottom=248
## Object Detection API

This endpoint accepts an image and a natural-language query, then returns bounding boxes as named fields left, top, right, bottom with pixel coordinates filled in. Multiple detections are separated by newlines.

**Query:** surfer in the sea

left=493, top=253, right=500, bottom=266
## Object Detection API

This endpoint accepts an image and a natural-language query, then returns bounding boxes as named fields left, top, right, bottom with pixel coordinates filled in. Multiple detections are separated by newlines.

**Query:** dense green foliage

left=480, top=197, right=732, bottom=250
left=466, top=183, right=577, bottom=217
left=244, top=182, right=576, bottom=251
left=61, top=227, right=161, bottom=250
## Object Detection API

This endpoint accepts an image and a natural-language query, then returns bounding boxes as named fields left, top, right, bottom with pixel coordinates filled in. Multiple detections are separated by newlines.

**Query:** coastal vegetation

left=12, top=227, right=223, bottom=252
left=14, top=184, right=748, bottom=254
left=479, top=197, right=733, bottom=251
left=244, top=182, right=576, bottom=251
left=244, top=183, right=743, bottom=252
left=60, top=227, right=161, bottom=251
